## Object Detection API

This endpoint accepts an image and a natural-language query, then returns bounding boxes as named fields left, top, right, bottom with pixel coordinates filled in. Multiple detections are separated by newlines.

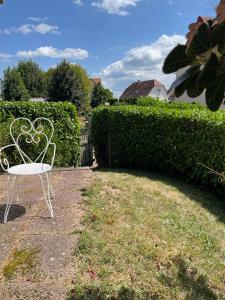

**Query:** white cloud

left=1, top=23, right=60, bottom=35
left=92, top=0, right=140, bottom=15
left=73, top=0, right=83, bottom=6
left=34, top=23, right=60, bottom=34
left=17, top=24, right=33, bottom=34
left=98, top=34, right=186, bottom=97
left=1, top=27, right=16, bottom=34
left=17, top=46, right=89, bottom=60
left=0, top=52, right=11, bottom=61
left=28, top=17, right=48, bottom=22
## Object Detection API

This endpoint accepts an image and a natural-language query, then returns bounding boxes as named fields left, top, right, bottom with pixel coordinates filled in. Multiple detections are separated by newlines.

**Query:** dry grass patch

left=70, top=169, right=225, bottom=299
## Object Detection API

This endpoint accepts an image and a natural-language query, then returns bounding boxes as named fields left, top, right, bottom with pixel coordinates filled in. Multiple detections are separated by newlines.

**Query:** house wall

left=149, top=86, right=168, bottom=100
left=175, top=68, right=225, bottom=109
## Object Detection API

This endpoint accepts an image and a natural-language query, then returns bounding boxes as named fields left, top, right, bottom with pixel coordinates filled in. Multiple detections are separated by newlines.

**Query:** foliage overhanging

left=163, top=2, right=225, bottom=111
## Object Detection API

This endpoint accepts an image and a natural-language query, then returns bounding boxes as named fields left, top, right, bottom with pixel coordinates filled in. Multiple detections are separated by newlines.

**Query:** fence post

left=108, top=133, right=111, bottom=167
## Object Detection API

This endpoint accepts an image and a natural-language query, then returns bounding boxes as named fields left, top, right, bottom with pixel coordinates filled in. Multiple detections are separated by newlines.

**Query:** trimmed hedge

left=116, top=96, right=205, bottom=110
left=0, top=101, right=80, bottom=167
left=91, top=104, right=225, bottom=191
left=118, top=98, right=138, bottom=105
left=137, top=97, right=205, bottom=110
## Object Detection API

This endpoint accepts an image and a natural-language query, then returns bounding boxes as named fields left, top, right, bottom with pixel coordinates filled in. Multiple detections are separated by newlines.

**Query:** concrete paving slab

left=0, top=168, right=92, bottom=300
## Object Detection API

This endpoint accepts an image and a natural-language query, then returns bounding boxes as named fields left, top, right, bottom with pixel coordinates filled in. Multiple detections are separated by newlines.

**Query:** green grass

left=70, top=169, right=225, bottom=299
left=3, top=248, right=39, bottom=279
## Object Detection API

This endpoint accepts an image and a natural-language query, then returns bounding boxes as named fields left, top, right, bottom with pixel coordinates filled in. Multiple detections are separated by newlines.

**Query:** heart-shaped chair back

left=10, top=117, right=55, bottom=164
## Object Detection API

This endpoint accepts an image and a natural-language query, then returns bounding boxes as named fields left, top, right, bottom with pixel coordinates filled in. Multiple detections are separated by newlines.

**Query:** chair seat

left=8, top=163, right=51, bottom=176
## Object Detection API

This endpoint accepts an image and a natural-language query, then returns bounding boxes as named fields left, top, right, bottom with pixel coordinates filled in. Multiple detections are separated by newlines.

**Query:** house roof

left=91, top=77, right=102, bottom=85
left=120, top=80, right=166, bottom=99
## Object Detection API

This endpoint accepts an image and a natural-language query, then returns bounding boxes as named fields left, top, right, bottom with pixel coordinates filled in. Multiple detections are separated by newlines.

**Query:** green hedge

left=137, top=97, right=205, bottom=110
left=118, top=98, right=138, bottom=105
left=91, top=104, right=225, bottom=191
left=0, top=101, right=80, bottom=167
left=116, top=96, right=205, bottom=110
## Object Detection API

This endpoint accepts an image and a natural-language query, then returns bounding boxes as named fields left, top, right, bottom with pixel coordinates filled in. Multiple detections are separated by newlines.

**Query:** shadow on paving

left=0, top=204, right=26, bottom=224
left=93, top=167, right=225, bottom=225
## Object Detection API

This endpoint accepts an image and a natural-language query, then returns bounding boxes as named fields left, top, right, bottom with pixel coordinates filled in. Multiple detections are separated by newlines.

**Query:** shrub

left=90, top=83, right=113, bottom=108
left=91, top=105, right=225, bottom=191
left=107, top=98, right=119, bottom=106
left=137, top=97, right=205, bottom=110
left=47, top=60, right=92, bottom=114
left=0, top=101, right=80, bottom=168
left=17, top=60, right=46, bottom=98
left=2, top=68, right=30, bottom=102
left=136, top=97, right=166, bottom=107
left=118, top=98, right=138, bottom=105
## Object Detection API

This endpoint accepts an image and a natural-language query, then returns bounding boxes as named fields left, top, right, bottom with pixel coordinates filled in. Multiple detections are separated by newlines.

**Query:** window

left=155, top=89, right=161, bottom=96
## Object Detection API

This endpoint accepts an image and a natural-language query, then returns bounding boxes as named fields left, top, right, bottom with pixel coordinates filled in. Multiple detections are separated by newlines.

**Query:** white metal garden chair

left=0, top=117, right=56, bottom=223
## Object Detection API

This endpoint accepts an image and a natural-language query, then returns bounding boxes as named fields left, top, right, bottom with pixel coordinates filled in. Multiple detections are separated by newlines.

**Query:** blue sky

left=0, top=0, right=216, bottom=96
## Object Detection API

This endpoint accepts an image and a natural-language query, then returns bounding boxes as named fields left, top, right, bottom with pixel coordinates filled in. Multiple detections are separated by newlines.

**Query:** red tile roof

left=120, top=80, right=166, bottom=99
left=91, top=77, right=102, bottom=85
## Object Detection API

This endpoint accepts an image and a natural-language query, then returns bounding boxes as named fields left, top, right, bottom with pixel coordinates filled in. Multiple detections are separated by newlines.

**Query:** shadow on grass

left=68, top=257, right=218, bottom=300
left=92, top=167, right=225, bottom=225
left=68, top=286, right=158, bottom=300
left=0, top=204, right=26, bottom=223
left=160, top=255, right=218, bottom=300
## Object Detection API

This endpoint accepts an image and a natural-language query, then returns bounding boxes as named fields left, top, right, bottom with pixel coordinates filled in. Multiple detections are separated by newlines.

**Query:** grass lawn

left=70, top=169, right=225, bottom=300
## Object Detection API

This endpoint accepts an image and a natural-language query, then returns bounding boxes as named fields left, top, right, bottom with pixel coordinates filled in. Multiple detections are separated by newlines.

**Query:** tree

left=163, top=0, right=225, bottom=111
left=2, top=67, right=30, bottom=101
left=91, top=83, right=113, bottom=108
left=47, top=60, right=92, bottom=114
left=17, top=60, right=46, bottom=98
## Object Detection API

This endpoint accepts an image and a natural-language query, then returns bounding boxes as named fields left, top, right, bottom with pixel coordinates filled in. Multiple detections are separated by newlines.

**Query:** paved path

left=0, top=168, right=92, bottom=300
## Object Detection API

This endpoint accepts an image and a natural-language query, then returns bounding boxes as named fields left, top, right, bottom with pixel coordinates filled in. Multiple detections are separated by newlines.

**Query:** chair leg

left=39, top=173, right=54, bottom=218
left=14, top=175, right=20, bottom=203
left=47, top=172, right=55, bottom=199
left=4, top=175, right=17, bottom=224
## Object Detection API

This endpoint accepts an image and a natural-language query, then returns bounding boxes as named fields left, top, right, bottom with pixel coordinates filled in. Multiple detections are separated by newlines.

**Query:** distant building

left=91, top=78, right=102, bottom=85
left=30, top=97, right=47, bottom=102
left=120, top=80, right=168, bottom=100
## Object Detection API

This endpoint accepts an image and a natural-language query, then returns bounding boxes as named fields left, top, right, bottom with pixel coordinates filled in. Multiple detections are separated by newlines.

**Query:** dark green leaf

left=206, top=81, right=225, bottom=111
left=197, top=53, right=219, bottom=89
left=175, top=79, right=189, bottom=97
left=187, top=71, right=204, bottom=98
left=168, top=65, right=200, bottom=96
left=163, top=45, right=191, bottom=74
left=212, top=20, right=225, bottom=53
left=187, top=22, right=211, bottom=57
left=217, top=54, right=225, bottom=79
